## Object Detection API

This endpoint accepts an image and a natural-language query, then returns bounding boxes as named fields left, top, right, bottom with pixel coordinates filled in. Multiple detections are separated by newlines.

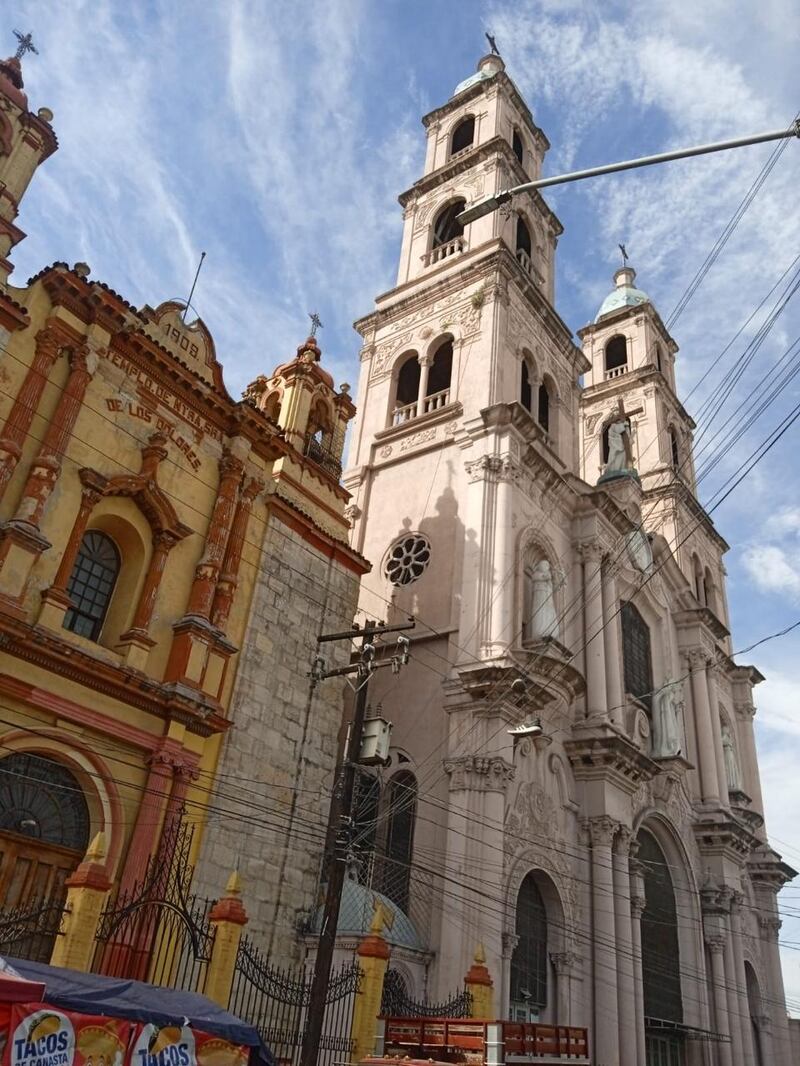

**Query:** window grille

left=64, top=530, right=120, bottom=642
left=638, top=831, right=683, bottom=1027
left=621, top=600, right=653, bottom=709
left=385, top=534, right=431, bottom=587
left=0, top=752, right=90, bottom=852
left=511, top=873, right=548, bottom=1009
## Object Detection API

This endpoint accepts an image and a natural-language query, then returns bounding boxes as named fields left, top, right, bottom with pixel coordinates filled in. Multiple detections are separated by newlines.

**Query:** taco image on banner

left=130, top=1024, right=196, bottom=1066
left=9, top=1006, right=75, bottom=1066
left=195, top=1036, right=248, bottom=1066
left=75, top=1022, right=125, bottom=1066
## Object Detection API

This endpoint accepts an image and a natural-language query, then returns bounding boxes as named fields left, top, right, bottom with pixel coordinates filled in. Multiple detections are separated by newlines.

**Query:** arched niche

left=518, top=532, right=562, bottom=645
left=450, top=115, right=475, bottom=156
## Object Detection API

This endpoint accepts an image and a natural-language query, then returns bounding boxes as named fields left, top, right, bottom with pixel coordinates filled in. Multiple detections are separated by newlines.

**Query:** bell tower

left=578, top=265, right=732, bottom=631
left=0, top=46, right=58, bottom=287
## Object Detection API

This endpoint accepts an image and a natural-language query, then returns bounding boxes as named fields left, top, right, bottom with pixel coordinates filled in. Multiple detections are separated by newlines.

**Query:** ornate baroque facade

left=0, top=51, right=366, bottom=967
left=343, top=54, right=797, bottom=1065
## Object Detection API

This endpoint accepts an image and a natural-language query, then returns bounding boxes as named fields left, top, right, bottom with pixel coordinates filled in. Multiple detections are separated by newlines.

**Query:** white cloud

left=742, top=545, right=800, bottom=600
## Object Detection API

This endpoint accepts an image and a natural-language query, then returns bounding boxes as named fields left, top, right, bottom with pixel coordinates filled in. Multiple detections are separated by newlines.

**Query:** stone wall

left=193, top=508, right=361, bottom=967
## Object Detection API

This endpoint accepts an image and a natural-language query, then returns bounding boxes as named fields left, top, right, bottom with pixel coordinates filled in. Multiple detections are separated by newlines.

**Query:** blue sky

left=8, top=0, right=800, bottom=1011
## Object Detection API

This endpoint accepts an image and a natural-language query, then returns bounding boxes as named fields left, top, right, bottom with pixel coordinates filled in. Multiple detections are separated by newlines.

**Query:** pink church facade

left=342, top=54, right=796, bottom=1066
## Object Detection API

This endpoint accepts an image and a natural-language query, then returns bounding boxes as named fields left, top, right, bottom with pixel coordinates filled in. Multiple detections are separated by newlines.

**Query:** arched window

left=638, top=831, right=683, bottom=1059
left=512, top=129, right=524, bottom=166
left=745, top=963, right=765, bottom=1066
left=604, top=335, right=627, bottom=374
left=0, top=752, right=90, bottom=852
left=432, top=200, right=465, bottom=248
left=377, top=771, right=417, bottom=913
left=510, top=873, right=548, bottom=1018
left=621, top=601, right=653, bottom=709
left=520, top=360, right=532, bottom=412
left=395, top=353, right=421, bottom=417
left=64, top=531, right=120, bottom=642
left=450, top=116, right=475, bottom=156
left=263, top=391, right=281, bottom=422
left=704, top=567, right=717, bottom=615
left=655, top=344, right=663, bottom=372
left=516, top=217, right=532, bottom=273
left=669, top=426, right=680, bottom=468
left=537, top=382, right=550, bottom=434
left=427, top=339, right=453, bottom=402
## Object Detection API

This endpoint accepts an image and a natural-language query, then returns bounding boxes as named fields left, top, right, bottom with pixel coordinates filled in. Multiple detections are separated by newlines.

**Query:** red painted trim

left=0, top=673, right=160, bottom=751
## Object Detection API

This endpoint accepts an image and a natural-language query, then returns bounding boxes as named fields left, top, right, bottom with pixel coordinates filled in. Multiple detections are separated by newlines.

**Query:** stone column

left=0, top=325, right=62, bottom=499
left=602, top=564, right=624, bottom=726
left=416, top=353, right=433, bottom=417
left=184, top=450, right=243, bottom=619
left=489, top=460, right=516, bottom=654
left=550, top=951, right=579, bottom=1027
left=582, top=544, right=608, bottom=719
left=116, top=750, right=175, bottom=897
left=736, top=701, right=766, bottom=838
left=629, top=859, right=647, bottom=1066
left=211, top=476, right=263, bottom=631
left=706, top=934, right=733, bottom=1066
left=613, top=829, right=636, bottom=1066
left=49, top=833, right=112, bottom=972
left=588, top=816, right=618, bottom=1066
left=205, top=871, right=249, bottom=1008
left=14, top=344, right=94, bottom=527
left=706, top=665, right=729, bottom=808
left=122, top=530, right=175, bottom=639
left=39, top=477, right=105, bottom=627
left=729, top=892, right=756, bottom=1066
left=759, top=913, right=791, bottom=1065
left=158, top=760, right=198, bottom=861
left=688, top=650, right=720, bottom=804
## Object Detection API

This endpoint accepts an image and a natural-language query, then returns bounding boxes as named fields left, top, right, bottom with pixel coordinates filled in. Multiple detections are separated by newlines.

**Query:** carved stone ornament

left=626, top=528, right=654, bottom=574
left=371, top=332, right=413, bottom=379
left=443, top=755, right=515, bottom=792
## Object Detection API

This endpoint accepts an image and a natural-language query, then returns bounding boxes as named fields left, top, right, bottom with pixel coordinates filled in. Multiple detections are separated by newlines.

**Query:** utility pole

left=300, top=618, right=414, bottom=1066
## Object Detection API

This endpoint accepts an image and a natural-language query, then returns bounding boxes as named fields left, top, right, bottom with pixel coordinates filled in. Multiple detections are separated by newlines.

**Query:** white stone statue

left=722, top=724, right=741, bottom=791
left=651, top=678, right=683, bottom=758
left=605, top=418, right=631, bottom=474
left=528, top=559, right=559, bottom=639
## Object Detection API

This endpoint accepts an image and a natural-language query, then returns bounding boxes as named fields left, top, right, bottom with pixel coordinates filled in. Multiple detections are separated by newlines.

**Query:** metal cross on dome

left=13, top=30, right=38, bottom=60
left=308, top=311, right=323, bottom=338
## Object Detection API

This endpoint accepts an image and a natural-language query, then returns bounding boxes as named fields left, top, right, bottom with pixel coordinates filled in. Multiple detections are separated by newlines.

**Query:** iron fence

left=381, top=967, right=473, bottom=1019
left=230, top=936, right=361, bottom=1066
left=0, top=896, right=66, bottom=963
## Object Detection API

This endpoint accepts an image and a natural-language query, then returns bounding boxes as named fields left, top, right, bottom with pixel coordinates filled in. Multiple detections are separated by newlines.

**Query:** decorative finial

left=84, top=831, right=106, bottom=863
left=13, top=30, right=38, bottom=61
left=618, top=243, right=629, bottom=268
left=474, top=942, right=486, bottom=965
left=485, top=32, right=500, bottom=56
left=224, top=869, right=243, bottom=896
left=308, top=311, right=323, bottom=338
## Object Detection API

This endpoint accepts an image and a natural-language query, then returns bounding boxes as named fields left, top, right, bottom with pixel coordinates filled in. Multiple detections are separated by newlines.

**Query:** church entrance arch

left=509, top=869, right=565, bottom=1024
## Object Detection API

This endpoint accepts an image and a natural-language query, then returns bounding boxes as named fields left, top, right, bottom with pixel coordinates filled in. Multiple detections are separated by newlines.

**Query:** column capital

left=613, top=825, right=634, bottom=855
left=576, top=539, right=604, bottom=564
left=443, top=754, right=515, bottom=792
left=758, top=915, right=781, bottom=940
left=705, top=932, right=727, bottom=954
left=550, top=950, right=580, bottom=976
left=585, top=815, right=619, bottom=848
left=685, top=647, right=712, bottom=670
left=242, top=475, right=265, bottom=502
left=501, top=931, right=520, bottom=958
left=630, top=893, right=646, bottom=918
left=219, top=449, right=245, bottom=481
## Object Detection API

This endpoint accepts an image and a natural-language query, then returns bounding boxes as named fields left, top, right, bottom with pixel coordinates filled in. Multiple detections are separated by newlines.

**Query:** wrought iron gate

left=0, top=896, right=67, bottom=963
left=92, top=818, right=214, bottom=991
left=381, top=967, right=473, bottom=1018
left=229, top=936, right=361, bottom=1066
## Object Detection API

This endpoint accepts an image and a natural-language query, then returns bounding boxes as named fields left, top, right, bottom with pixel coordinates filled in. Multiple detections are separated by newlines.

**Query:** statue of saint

left=528, top=559, right=559, bottom=638
left=605, top=418, right=631, bottom=474
left=652, top=678, right=683, bottom=758
left=722, top=724, right=741, bottom=791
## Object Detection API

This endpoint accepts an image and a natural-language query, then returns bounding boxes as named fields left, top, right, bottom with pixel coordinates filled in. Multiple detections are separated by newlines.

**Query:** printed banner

left=129, top=1026, right=248, bottom=1066
left=5, top=1004, right=130, bottom=1066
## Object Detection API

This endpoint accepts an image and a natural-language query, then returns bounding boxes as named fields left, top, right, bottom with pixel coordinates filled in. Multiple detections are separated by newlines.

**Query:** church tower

left=343, top=53, right=796, bottom=1066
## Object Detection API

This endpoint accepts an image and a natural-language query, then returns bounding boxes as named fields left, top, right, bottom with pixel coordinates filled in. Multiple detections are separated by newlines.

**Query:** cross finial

left=308, top=311, right=323, bottom=338
left=13, top=30, right=38, bottom=61
left=485, top=32, right=500, bottom=56
left=618, top=243, right=629, bottom=267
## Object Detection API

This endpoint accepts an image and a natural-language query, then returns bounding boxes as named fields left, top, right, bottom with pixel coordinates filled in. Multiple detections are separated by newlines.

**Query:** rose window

left=385, top=534, right=431, bottom=586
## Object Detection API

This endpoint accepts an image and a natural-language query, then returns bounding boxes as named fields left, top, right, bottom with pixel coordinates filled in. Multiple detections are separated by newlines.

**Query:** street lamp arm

left=456, top=120, right=800, bottom=225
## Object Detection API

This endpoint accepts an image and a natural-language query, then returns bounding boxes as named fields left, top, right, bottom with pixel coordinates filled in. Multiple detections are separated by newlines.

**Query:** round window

left=385, top=534, right=431, bottom=587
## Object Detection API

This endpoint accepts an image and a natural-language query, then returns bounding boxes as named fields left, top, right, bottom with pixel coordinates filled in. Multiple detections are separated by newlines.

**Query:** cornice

left=0, top=290, right=30, bottom=332
left=565, top=727, right=660, bottom=795
left=0, top=615, right=228, bottom=737
left=642, top=480, right=729, bottom=553
left=576, top=298, right=679, bottom=355
left=579, top=365, right=695, bottom=429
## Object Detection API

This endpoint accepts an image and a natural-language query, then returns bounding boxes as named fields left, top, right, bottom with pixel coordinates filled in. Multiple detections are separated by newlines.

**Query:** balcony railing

left=424, top=388, right=450, bottom=414
left=304, top=436, right=342, bottom=478
left=604, top=364, right=628, bottom=380
left=423, top=237, right=466, bottom=268
left=392, top=401, right=417, bottom=426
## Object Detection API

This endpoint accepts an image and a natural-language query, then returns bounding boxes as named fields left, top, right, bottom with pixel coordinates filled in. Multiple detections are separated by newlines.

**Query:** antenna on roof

left=181, top=251, right=206, bottom=324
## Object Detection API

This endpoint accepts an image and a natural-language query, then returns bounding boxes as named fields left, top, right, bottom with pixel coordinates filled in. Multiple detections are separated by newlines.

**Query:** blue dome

left=595, top=267, right=650, bottom=322
left=453, top=54, right=505, bottom=98
left=310, top=876, right=423, bottom=950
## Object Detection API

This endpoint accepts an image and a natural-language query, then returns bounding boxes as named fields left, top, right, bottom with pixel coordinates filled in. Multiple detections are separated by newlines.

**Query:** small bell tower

left=0, top=38, right=58, bottom=286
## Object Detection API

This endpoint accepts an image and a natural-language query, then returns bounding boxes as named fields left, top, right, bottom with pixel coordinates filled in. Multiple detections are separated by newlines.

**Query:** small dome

left=310, top=875, right=422, bottom=950
left=453, top=53, right=504, bottom=98
left=595, top=266, right=650, bottom=322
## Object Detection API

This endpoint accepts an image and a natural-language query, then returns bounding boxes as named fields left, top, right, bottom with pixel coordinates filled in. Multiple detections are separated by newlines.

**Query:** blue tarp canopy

left=6, top=958, right=274, bottom=1066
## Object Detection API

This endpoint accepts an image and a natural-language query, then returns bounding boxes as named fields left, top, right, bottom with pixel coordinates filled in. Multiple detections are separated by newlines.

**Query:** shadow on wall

left=386, top=485, right=465, bottom=632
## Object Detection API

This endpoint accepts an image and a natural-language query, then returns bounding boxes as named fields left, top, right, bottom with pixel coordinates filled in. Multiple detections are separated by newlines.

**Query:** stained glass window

left=0, top=752, right=90, bottom=852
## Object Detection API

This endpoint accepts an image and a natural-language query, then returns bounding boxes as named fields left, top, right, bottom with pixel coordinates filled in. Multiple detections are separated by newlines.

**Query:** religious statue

left=527, top=559, right=560, bottom=639
left=651, top=678, right=683, bottom=758
left=605, top=418, right=632, bottom=474
left=722, top=724, right=741, bottom=791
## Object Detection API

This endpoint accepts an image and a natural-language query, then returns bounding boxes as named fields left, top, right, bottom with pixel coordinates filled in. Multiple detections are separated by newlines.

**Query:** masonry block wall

left=194, top=509, right=361, bottom=967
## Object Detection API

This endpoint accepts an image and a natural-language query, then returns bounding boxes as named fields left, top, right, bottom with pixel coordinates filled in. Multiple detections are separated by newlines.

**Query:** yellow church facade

left=0, top=48, right=366, bottom=981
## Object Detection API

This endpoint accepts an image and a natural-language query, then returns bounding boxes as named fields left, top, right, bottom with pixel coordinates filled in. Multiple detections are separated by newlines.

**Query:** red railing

left=380, top=1017, right=589, bottom=1061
